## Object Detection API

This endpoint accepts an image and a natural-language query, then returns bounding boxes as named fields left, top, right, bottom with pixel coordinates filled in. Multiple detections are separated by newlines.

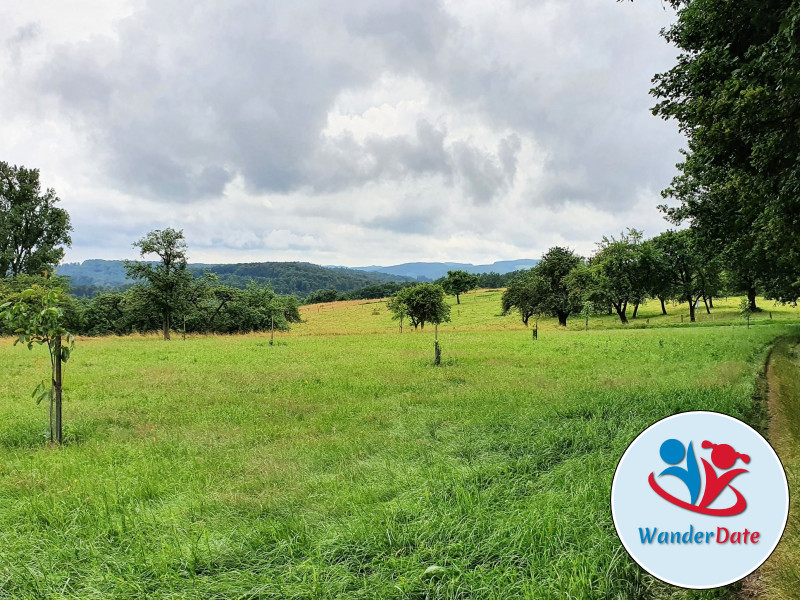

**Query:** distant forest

left=56, top=259, right=514, bottom=302
left=57, top=260, right=413, bottom=297
left=57, top=259, right=519, bottom=302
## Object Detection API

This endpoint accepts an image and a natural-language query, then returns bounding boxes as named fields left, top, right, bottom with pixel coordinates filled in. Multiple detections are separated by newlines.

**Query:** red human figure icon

left=698, top=441, right=750, bottom=510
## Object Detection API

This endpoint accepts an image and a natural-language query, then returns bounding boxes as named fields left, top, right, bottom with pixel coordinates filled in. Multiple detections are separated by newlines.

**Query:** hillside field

left=0, top=291, right=798, bottom=599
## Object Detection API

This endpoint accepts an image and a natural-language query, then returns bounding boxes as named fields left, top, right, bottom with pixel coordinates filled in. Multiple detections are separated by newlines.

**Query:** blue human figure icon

left=658, top=438, right=701, bottom=505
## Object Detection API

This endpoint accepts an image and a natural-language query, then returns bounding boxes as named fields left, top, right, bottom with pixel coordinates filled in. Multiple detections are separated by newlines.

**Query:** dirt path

left=739, top=338, right=800, bottom=599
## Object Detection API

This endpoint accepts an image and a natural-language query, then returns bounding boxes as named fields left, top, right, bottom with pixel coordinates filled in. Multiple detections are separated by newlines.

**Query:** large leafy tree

left=651, top=229, right=710, bottom=322
left=502, top=247, right=583, bottom=327
left=651, top=0, right=800, bottom=303
left=0, top=162, right=72, bottom=278
left=588, top=229, right=646, bottom=324
left=442, top=270, right=479, bottom=304
left=124, top=228, right=194, bottom=340
left=389, top=284, right=451, bottom=330
left=502, top=270, right=548, bottom=326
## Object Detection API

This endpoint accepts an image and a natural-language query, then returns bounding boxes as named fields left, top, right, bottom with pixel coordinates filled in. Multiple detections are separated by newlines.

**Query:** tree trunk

left=54, top=336, right=63, bottom=445
left=456, top=294, right=460, bottom=305
left=163, top=312, right=171, bottom=341
left=615, top=303, right=628, bottom=324
left=688, top=297, right=696, bottom=322
left=703, top=297, right=710, bottom=314
left=632, top=302, right=640, bottom=319
left=659, top=296, right=667, bottom=315
left=747, top=285, right=759, bottom=312
left=708, top=297, right=714, bottom=309
left=557, top=312, right=567, bottom=327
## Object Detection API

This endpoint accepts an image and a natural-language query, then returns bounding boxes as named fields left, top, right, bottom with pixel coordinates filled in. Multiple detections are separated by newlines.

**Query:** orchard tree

left=442, top=270, right=479, bottom=304
left=0, top=162, right=72, bottom=277
left=389, top=284, right=450, bottom=330
left=124, top=228, right=193, bottom=340
left=651, top=229, right=707, bottom=323
left=502, top=248, right=584, bottom=327
left=533, top=247, right=584, bottom=326
left=589, top=229, right=645, bottom=324
left=387, top=292, right=409, bottom=332
left=501, top=270, right=547, bottom=326
left=1, top=285, right=75, bottom=444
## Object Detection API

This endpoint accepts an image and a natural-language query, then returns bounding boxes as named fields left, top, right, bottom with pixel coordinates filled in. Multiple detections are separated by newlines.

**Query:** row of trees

left=648, top=0, right=800, bottom=305
left=0, top=229, right=301, bottom=340
left=303, top=269, right=509, bottom=305
left=502, top=228, right=741, bottom=328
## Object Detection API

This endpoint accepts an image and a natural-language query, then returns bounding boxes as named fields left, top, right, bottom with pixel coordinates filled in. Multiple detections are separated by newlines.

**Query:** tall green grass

left=0, top=293, right=796, bottom=598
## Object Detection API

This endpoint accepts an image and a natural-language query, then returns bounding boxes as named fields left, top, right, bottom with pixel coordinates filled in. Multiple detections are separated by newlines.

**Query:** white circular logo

left=611, top=411, right=789, bottom=589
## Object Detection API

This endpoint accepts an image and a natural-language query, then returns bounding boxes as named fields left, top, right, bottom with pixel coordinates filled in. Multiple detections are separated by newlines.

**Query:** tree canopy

left=501, top=247, right=584, bottom=327
left=651, top=0, right=800, bottom=303
left=0, top=162, right=72, bottom=278
left=124, top=229, right=193, bottom=340
left=442, top=270, right=479, bottom=304
left=389, top=284, right=451, bottom=330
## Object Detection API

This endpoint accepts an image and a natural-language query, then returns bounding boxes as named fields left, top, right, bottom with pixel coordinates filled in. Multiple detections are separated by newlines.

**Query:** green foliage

left=502, top=269, right=547, bottom=326
left=124, top=229, right=195, bottom=340
left=0, top=162, right=73, bottom=278
left=442, top=270, right=479, bottom=304
left=474, top=270, right=517, bottom=289
left=58, top=259, right=414, bottom=297
left=340, top=281, right=413, bottom=301
left=651, top=230, right=712, bottom=323
left=0, top=284, right=75, bottom=443
left=389, top=283, right=451, bottom=330
left=652, top=0, right=800, bottom=303
left=588, top=229, right=646, bottom=324
left=304, top=288, right=344, bottom=304
left=502, top=247, right=587, bottom=328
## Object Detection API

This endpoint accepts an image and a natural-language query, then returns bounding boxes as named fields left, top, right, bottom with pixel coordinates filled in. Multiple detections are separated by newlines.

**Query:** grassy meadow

left=1, top=291, right=798, bottom=599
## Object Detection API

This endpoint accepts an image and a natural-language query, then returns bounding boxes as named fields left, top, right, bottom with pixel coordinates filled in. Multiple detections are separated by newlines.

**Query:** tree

left=1, top=284, right=75, bottom=444
left=389, top=284, right=450, bottom=330
left=536, top=247, right=585, bottom=326
left=589, top=230, right=645, bottom=324
left=0, top=162, right=72, bottom=278
left=124, top=228, right=193, bottom=340
left=501, top=248, right=584, bottom=327
left=640, top=239, right=673, bottom=316
left=651, top=229, right=707, bottom=323
left=501, top=270, right=547, bottom=326
left=442, top=270, right=479, bottom=304
left=651, top=0, right=800, bottom=304
left=387, top=293, right=409, bottom=332
left=304, top=289, right=342, bottom=304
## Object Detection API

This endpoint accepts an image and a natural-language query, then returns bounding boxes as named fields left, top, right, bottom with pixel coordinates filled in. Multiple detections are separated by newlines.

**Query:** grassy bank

left=0, top=292, right=797, bottom=598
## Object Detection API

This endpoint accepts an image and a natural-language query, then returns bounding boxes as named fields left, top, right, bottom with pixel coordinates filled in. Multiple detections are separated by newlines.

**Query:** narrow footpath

left=741, top=338, right=800, bottom=599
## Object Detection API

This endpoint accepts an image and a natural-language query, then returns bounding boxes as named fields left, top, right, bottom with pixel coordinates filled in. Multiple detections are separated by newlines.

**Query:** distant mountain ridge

left=55, top=259, right=414, bottom=296
left=348, top=259, right=539, bottom=281
left=56, top=258, right=539, bottom=297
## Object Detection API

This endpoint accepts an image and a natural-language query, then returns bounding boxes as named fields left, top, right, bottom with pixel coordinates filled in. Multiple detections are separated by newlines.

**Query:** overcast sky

left=1, top=0, right=683, bottom=266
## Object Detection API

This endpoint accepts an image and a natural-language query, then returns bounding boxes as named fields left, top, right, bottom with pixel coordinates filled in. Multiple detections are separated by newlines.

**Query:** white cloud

left=0, top=0, right=684, bottom=266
